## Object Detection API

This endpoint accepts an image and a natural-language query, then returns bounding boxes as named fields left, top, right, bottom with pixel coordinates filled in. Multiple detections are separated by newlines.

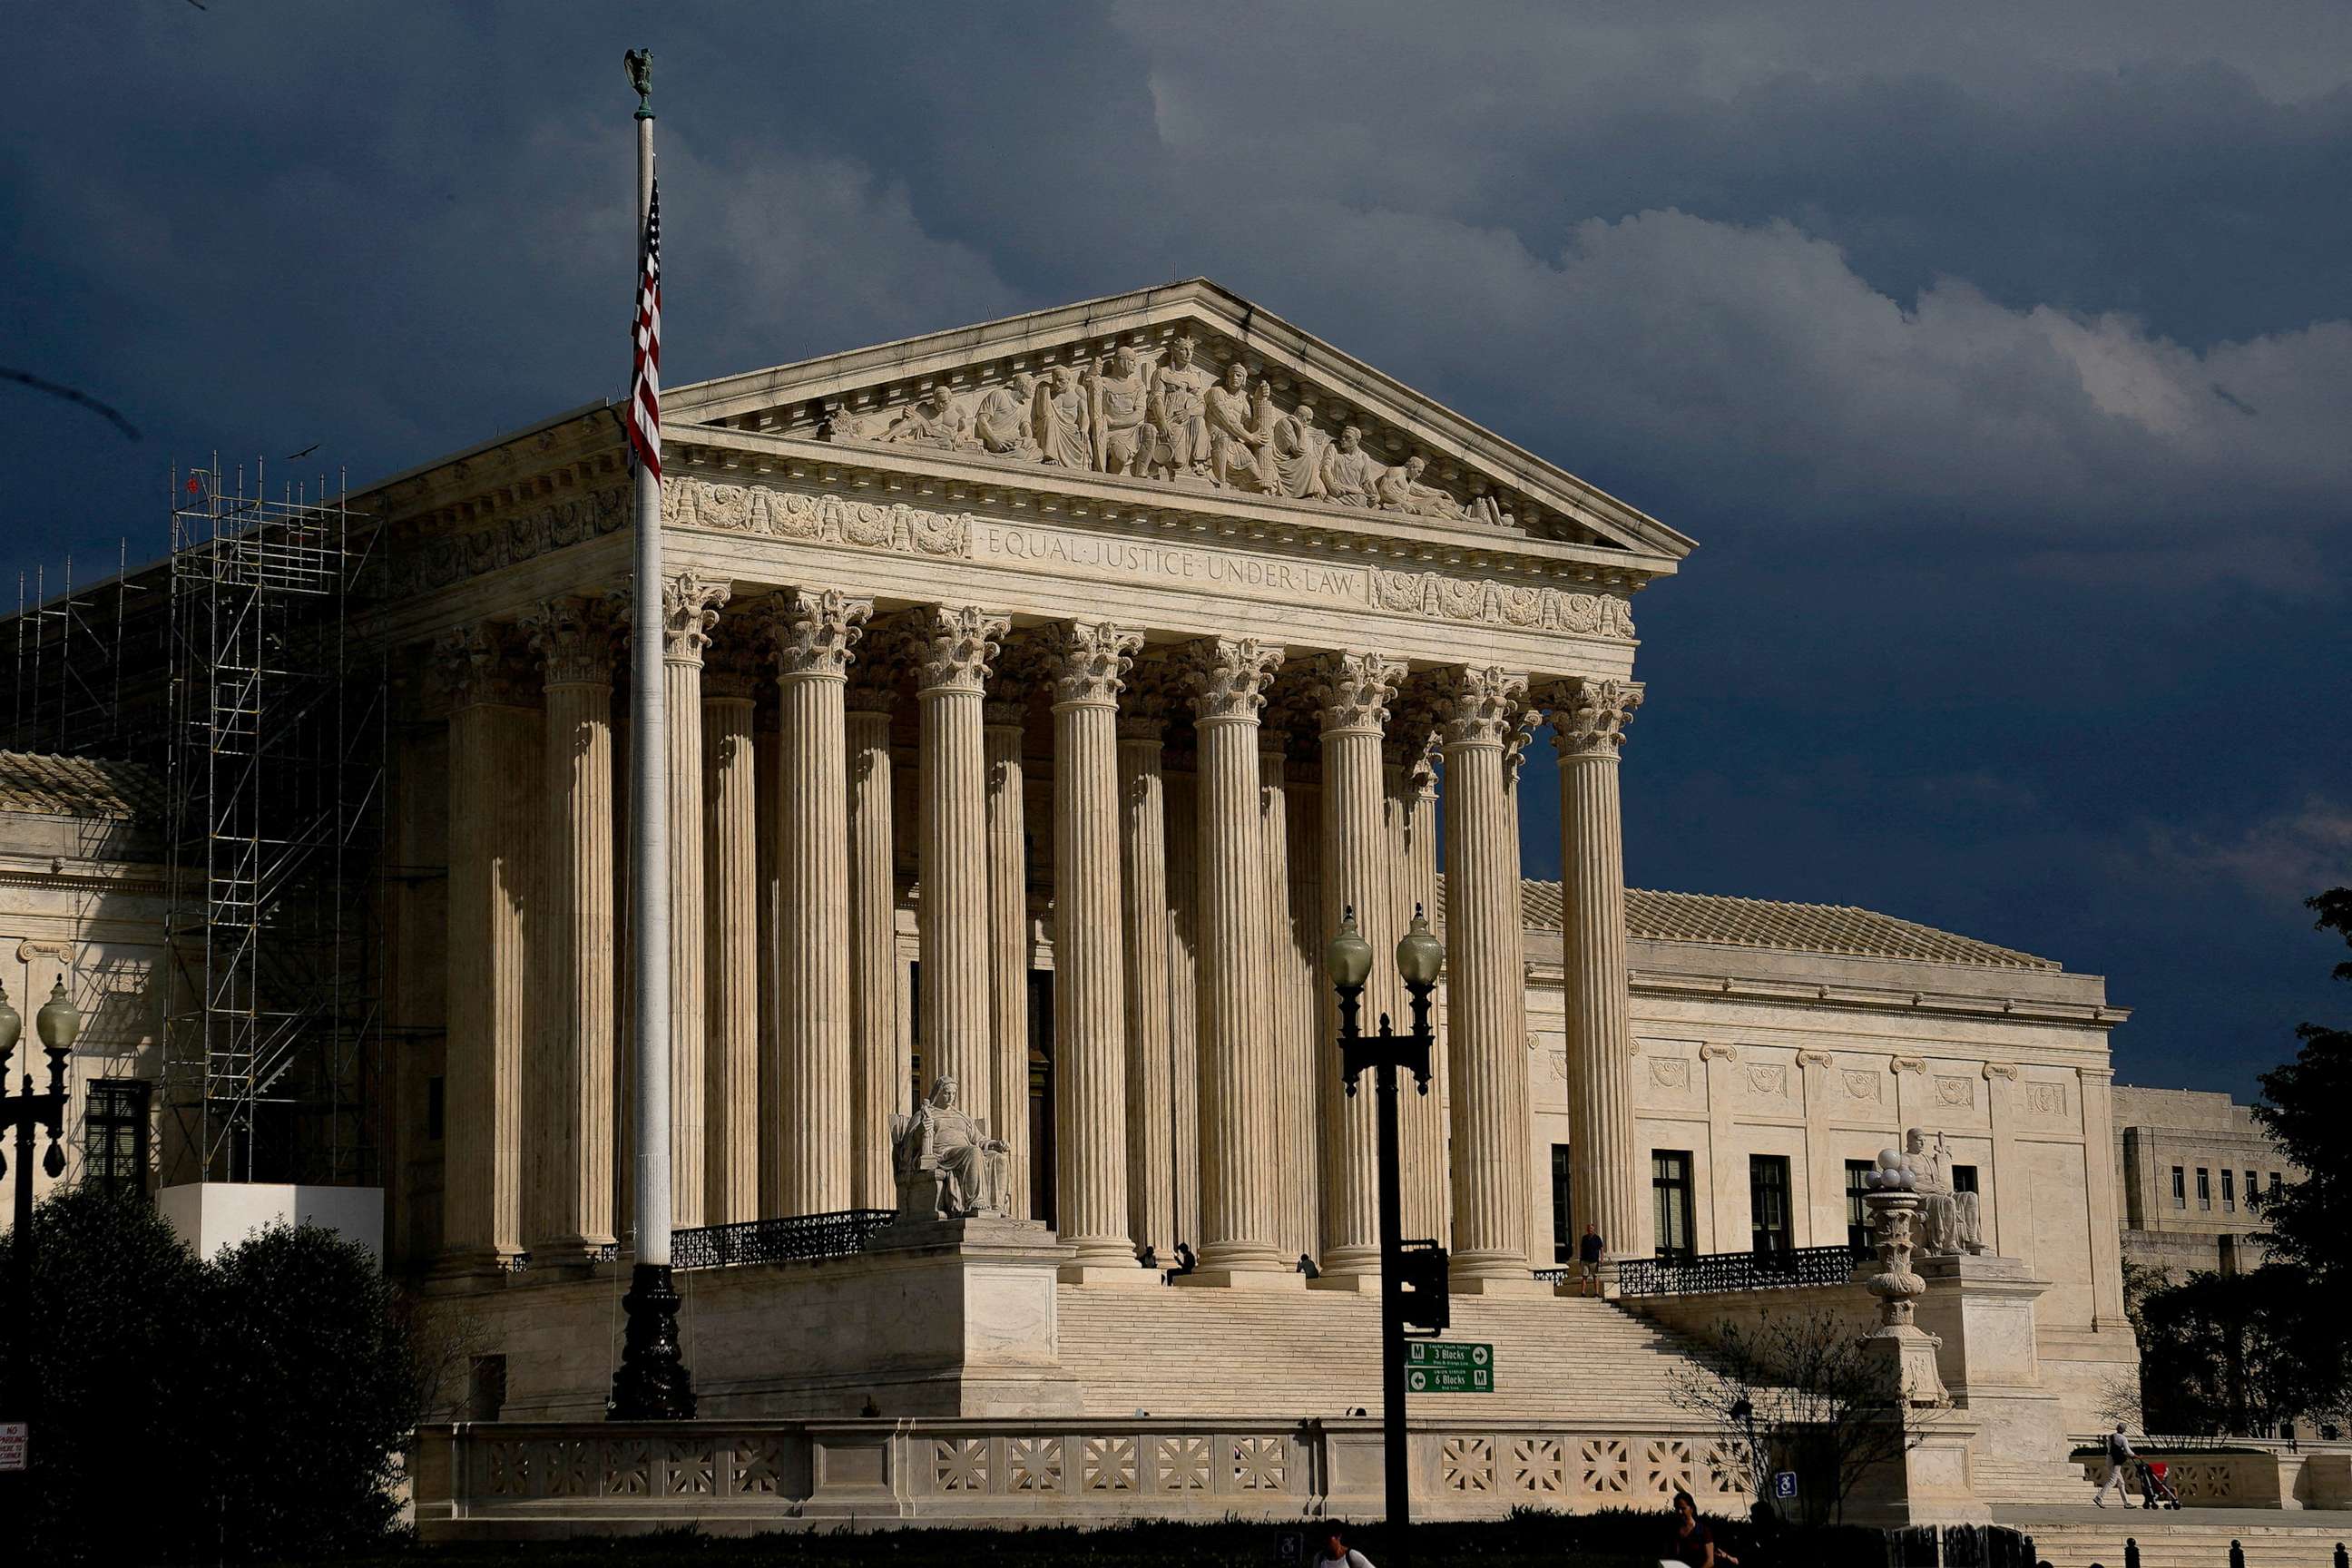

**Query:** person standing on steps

left=1578, top=1222, right=1607, bottom=1296
left=2093, top=1423, right=2138, bottom=1507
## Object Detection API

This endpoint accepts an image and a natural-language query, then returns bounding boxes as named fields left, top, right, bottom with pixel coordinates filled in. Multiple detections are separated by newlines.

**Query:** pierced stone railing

left=1615, top=1244, right=1869, bottom=1299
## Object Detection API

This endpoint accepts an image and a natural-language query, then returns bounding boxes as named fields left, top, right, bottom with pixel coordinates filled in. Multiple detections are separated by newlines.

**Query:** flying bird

left=286, top=443, right=320, bottom=460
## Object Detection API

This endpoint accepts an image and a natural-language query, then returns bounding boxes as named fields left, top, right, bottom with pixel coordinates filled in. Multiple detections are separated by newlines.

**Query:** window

left=2221, top=1170, right=2236, bottom=1212
left=1846, top=1160, right=1875, bottom=1250
left=2269, top=1171, right=2283, bottom=1197
left=2171, top=1166, right=2186, bottom=1208
left=1749, top=1154, right=1792, bottom=1253
left=427, top=1075, right=446, bottom=1142
left=2246, top=1170, right=2260, bottom=1210
left=1952, top=1164, right=1979, bottom=1196
left=2197, top=1168, right=2211, bottom=1210
left=1651, top=1150, right=1695, bottom=1261
left=84, top=1079, right=150, bottom=1201
left=1550, top=1145, right=1574, bottom=1262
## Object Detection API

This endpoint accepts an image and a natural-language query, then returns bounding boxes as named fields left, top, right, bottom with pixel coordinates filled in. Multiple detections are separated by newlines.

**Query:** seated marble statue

left=1905, top=1127, right=1986, bottom=1256
left=892, top=1074, right=1011, bottom=1220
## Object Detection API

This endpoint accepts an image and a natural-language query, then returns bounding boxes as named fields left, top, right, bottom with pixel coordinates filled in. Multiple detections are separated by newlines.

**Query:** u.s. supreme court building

left=9, top=281, right=2150, bottom=1525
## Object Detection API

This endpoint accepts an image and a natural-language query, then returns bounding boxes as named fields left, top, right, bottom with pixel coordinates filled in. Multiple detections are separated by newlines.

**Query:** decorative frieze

left=664, top=480, right=973, bottom=559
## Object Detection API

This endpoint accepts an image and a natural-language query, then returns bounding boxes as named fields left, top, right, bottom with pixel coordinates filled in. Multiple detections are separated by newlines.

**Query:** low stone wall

left=2081, top=1444, right=2352, bottom=1510
left=414, top=1416, right=1751, bottom=1536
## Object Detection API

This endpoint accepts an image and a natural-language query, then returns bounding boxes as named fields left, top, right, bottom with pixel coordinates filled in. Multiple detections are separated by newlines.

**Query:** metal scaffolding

left=9, top=541, right=147, bottom=757
left=160, top=459, right=387, bottom=1187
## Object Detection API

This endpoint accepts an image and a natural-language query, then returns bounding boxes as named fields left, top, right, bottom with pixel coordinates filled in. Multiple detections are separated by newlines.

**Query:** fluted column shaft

left=701, top=633, right=760, bottom=1226
left=1443, top=668, right=1534, bottom=1283
left=1119, top=707, right=1175, bottom=1258
left=845, top=704, right=901, bottom=1210
left=1283, top=776, right=1325, bottom=1260
left=1313, top=652, right=1405, bottom=1279
left=661, top=573, right=727, bottom=1229
left=771, top=589, right=870, bottom=1214
left=526, top=598, right=618, bottom=1261
left=1553, top=678, right=1645, bottom=1259
left=1164, top=768, right=1202, bottom=1250
left=1050, top=623, right=1143, bottom=1269
left=1185, top=638, right=1288, bottom=1277
left=918, top=607, right=1008, bottom=1116
left=437, top=626, right=537, bottom=1269
left=754, top=722, right=783, bottom=1216
left=1392, top=742, right=1450, bottom=1245
left=1259, top=745, right=1312, bottom=1263
left=983, top=708, right=1033, bottom=1218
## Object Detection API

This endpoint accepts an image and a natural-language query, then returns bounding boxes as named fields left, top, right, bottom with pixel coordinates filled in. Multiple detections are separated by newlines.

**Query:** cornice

left=1528, top=962, right=2132, bottom=1030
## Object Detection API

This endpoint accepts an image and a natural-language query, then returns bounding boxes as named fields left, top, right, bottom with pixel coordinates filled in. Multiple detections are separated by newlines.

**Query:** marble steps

left=2006, top=1516, right=2352, bottom=1568
left=1973, top=1454, right=2097, bottom=1505
left=1056, top=1286, right=1727, bottom=1424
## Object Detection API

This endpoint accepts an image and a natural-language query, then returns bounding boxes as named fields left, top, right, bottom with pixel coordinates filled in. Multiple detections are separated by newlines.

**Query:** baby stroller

left=2139, top=1459, right=2182, bottom=1510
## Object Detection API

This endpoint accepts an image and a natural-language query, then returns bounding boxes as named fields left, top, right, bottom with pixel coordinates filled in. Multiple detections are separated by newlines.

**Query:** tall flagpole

left=612, top=44, right=693, bottom=1420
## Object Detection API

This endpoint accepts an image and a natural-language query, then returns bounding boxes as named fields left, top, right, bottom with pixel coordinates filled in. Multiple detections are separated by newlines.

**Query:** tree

left=1668, top=1308, right=1916, bottom=1526
left=2249, top=888, right=2352, bottom=1295
left=2135, top=1266, right=2342, bottom=1436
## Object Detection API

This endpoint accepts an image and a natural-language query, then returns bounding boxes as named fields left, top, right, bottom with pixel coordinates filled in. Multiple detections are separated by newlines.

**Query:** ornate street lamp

left=1328, top=904, right=1449, bottom=1547
left=4, top=975, right=80, bottom=1416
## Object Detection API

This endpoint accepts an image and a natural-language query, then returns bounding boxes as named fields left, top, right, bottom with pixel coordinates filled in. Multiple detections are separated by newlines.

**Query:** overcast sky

left=6, top=5, right=2347, bottom=1098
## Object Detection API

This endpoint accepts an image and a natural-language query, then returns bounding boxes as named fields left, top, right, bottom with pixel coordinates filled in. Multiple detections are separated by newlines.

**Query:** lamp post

left=2, top=974, right=82, bottom=1418
left=1328, top=903, right=1446, bottom=1546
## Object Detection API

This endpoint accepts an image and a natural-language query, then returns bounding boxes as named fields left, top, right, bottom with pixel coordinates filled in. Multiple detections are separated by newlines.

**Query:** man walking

left=2093, top=1423, right=2137, bottom=1506
left=1577, top=1222, right=1607, bottom=1296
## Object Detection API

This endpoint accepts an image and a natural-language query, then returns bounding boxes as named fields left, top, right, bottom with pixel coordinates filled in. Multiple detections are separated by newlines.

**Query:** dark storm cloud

left=5, top=4, right=2347, bottom=1094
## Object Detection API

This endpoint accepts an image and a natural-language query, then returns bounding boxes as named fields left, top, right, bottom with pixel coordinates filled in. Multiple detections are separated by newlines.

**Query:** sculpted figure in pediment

left=1205, top=362, right=1278, bottom=492
left=970, top=372, right=1039, bottom=458
left=818, top=398, right=877, bottom=444
left=1271, top=398, right=1332, bottom=500
left=1032, top=365, right=1093, bottom=471
left=881, top=386, right=962, bottom=449
left=1148, top=333, right=1215, bottom=478
left=1322, top=424, right=1386, bottom=507
left=1090, top=347, right=1154, bottom=475
left=1377, top=454, right=1467, bottom=521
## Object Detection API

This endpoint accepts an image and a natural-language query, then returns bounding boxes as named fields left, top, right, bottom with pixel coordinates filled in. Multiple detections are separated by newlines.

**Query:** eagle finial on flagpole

left=624, top=48, right=653, bottom=118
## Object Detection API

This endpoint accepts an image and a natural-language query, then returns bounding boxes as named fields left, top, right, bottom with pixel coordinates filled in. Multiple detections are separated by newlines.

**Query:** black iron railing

left=1615, top=1242, right=1868, bottom=1298
left=1532, top=1267, right=1569, bottom=1286
left=502, top=1241, right=620, bottom=1275
left=671, top=1209, right=897, bottom=1271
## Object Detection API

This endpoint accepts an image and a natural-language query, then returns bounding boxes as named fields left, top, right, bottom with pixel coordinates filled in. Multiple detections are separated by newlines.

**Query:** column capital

left=524, top=595, right=619, bottom=687
left=433, top=622, right=538, bottom=710
left=1181, top=636, right=1285, bottom=724
left=1437, top=666, right=1529, bottom=750
left=1546, top=676, right=1644, bottom=760
left=916, top=604, right=1009, bottom=694
left=662, top=570, right=731, bottom=665
left=1309, top=650, right=1405, bottom=737
left=701, top=620, right=766, bottom=701
left=1115, top=657, right=1181, bottom=742
left=769, top=587, right=872, bottom=680
left=1046, top=622, right=1143, bottom=710
left=1504, top=696, right=1543, bottom=787
left=845, top=624, right=913, bottom=712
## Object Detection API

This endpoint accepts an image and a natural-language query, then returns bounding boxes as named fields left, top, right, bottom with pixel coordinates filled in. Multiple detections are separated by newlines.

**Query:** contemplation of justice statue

left=889, top=1074, right=1013, bottom=1221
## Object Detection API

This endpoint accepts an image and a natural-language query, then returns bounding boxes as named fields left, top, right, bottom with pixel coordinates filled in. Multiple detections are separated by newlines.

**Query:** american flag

left=628, top=181, right=662, bottom=478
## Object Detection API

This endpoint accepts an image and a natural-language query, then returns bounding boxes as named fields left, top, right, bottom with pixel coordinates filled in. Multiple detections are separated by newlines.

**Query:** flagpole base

left=608, top=1263, right=696, bottom=1420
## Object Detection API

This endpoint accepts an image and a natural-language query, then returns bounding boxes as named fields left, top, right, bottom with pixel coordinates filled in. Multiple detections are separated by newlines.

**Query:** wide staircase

left=2001, top=1509, right=2352, bottom=1568
left=1975, top=1453, right=2096, bottom=1506
left=1057, top=1284, right=1719, bottom=1425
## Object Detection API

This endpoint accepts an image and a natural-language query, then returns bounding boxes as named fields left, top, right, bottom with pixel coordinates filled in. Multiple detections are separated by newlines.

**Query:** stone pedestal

left=1845, top=1413, right=1991, bottom=1528
left=860, top=1215, right=1083, bottom=1416
left=1916, top=1253, right=2068, bottom=1467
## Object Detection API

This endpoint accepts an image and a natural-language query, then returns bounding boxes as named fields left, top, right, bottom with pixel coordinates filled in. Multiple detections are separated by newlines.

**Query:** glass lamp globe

left=0, top=979, right=20, bottom=1059
left=36, top=977, right=82, bottom=1051
left=1326, top=908, right=1374, bottom=993
left=1395, top=907, right=1444, bottom=988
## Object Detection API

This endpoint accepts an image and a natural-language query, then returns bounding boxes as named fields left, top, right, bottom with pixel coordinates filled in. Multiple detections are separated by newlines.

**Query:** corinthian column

left=770, top=588, right=871, bottom=1215
left=701, top=622, right=760, bottom=1225
left=524, top=596, right=619, bottom=1264
left=983, top=688, right=1034, bottom=1219
left=1048, top=622, right=1145, bottom=1278
left=1391, top=700, right=1450, bottom=1246
left=918, top=606, right=1008, bottom=1122
left=1311, top=651, right=1405, bottom=1286
left=660, top=572, right=728, bottom=1230
left=845, top=648, right=905, bottom=1210
left=436, top=623, right=537, bottom=1273
left=1117, top=669, right=1176, bottom=1259
left=1182, top=636, right=1293, bottom=1284
left=1442, top=666, right=1545, bottom=1291
left=1551, top=677, right=1645, bottom=1262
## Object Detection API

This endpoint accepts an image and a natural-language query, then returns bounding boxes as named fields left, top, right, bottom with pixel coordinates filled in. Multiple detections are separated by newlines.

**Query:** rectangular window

left=2269, top=1171, right=2282, bottom=1195
left=2171, top=1166, right=2186, bottom=1208
left=84, top=1078, right=150, bottom=1201
left=2246, top=1170, right=2259, bottom=1209
left=1952, top=1163, right=1979, bottom=1196
left=1846, top=1160, right=1875, bottom=1250
left=2197, top=1168, right=2211, bottom=1210
left=1651, top=1150, right=1695, bottom=1261
left=1550, top=1145, right=1574, bottom=1263
left=1749, top=1154, right=1792, bottom=1253
left=2221, top=1170, right=2236, bottom=1211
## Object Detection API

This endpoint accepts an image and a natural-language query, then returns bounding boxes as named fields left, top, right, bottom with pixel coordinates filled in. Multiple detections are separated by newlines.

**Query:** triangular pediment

left=671, top=279, right=1692, bottom=566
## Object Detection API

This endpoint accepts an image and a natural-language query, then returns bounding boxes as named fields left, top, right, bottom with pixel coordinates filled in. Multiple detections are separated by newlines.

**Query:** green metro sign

left=1403, top=1339, right=1494, bottom=1393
